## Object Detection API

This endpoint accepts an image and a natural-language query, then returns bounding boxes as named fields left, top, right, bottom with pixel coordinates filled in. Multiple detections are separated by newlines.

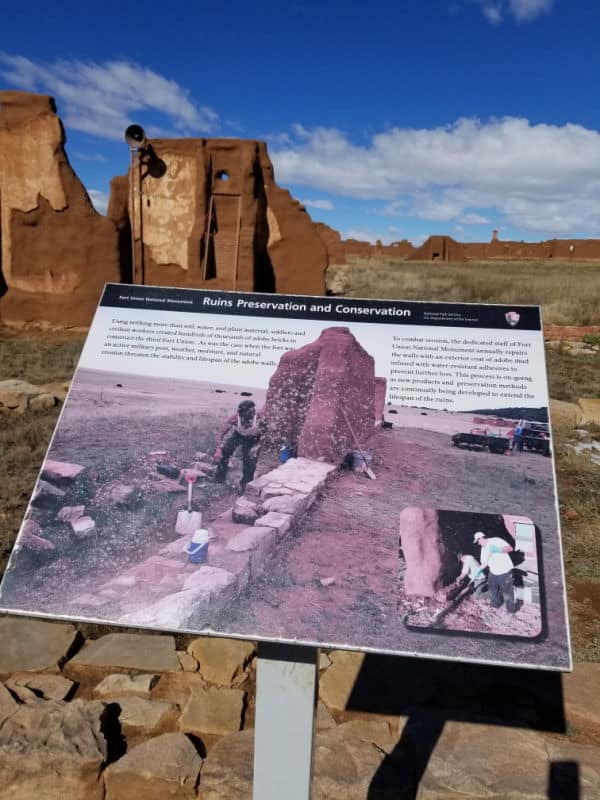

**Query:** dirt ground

left=218, top=420, right=570, bottom=670
left=0, top=369, right=274, bottom=611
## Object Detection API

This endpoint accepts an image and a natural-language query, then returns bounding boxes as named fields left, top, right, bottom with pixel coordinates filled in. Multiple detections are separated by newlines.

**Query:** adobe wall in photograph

left=0, top=91, right=327, bottom=327
left=264, top=326, right=377, bottom=464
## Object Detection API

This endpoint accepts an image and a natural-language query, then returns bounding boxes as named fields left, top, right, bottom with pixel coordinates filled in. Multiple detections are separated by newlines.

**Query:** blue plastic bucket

left=185, top=542, right=208, bottom=564
left=185, top=528, right=210, bottom=564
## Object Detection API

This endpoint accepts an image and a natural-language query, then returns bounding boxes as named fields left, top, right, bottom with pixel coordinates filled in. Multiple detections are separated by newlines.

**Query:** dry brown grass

left=553, top=416, right=600, bottom=661
left=0, top=325, right=84, bottom=572
left=552, top=418, right=600, bottom=578
left=328, top=258, right=600, bottom=326
left=546, top=345, right=600, bottom=402
left=0, top=325, right=84, bottom=384
left=0, top=405, right=62, bottom=572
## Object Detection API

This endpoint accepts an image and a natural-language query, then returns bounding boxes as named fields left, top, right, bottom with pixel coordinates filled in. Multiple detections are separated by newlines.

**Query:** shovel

left=175, top=473, right=203, bottom=535
left=340, top=408, right=376, bottom=480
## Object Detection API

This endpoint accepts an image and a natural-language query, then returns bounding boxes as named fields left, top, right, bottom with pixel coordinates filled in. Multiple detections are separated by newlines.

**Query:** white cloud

left=343, top=229, right=384, bottom=244
left=509, top=0, right=553, bottom=21
left=342, top=229, right=415, bottom=245
left=481, top=3, right=504, bottom=23
left=87, top=189, right=109, bottom=215
left=0, top=53, right=218, bottom=141
left=271, top=117, right=600, bottom=236
left=300, top=198, right=335, bottom=210
left=472, top=0, right=553, bottom=23
left=459, top=212, right=491, bottom=225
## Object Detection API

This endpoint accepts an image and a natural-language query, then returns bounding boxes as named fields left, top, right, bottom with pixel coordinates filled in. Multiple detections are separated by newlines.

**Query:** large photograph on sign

left=0, top=286, right=571, bottom=670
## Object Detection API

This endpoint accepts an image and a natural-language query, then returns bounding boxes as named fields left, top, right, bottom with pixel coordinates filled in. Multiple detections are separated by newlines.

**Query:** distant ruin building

left=315, top=222, right=414, bottom=264
left=409, top=234, right=600, bottom=263
left=0, top=91, right=328, bottom=327
left=264, top=327, right=381, bottom=464
left=322, top=229, right=600, bottom=266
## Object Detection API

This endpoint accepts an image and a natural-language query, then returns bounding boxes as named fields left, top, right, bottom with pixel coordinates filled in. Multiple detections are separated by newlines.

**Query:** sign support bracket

left=253, top=642, right=319, bottom=800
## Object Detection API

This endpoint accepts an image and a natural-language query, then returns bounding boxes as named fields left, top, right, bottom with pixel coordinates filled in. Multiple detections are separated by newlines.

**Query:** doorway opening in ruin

left=253, top=243, right=275, bottom=292
left=201, top=193, right=242, bottom=288
left=432, top=252, right=440, bottom=261
left=117, top=214, right=134, bottom=285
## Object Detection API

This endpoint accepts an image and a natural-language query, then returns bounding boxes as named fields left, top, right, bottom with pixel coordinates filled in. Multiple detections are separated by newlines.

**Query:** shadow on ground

left=344, top=654, right=573, bottom=799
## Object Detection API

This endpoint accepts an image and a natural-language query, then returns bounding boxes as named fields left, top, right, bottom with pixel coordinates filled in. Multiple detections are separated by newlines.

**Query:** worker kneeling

left=447, top=552, right=487, bottom=602
left=214, top=400, right=266, bottom=491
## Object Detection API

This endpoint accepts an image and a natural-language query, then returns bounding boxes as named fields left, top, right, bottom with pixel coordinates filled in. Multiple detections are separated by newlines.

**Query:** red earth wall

left=322, top=231, right=600, bottom=265
left=400, top=507, right=445, bottom=597
left=374, top=377, right=387, bottom=425
left=264, top=327, right=376, bottom=464
left=0, top=92, right=121, bottom=326
left=0, top=92, right=328, bottom=327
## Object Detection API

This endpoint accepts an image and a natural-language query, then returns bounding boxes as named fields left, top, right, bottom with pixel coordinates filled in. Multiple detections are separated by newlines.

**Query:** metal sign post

left=253, top=643, right=319, bottom=800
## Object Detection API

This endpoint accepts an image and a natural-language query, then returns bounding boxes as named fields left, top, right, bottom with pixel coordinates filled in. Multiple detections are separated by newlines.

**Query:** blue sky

left=2, top=0, right=600, bottom=244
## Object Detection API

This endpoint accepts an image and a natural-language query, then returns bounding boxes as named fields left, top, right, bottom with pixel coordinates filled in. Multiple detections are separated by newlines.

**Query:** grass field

left=546, top=345, right=600, bottom=402
left=328, top=258, right=600, bottom=326
left=0, top=326, right=84, bottom=385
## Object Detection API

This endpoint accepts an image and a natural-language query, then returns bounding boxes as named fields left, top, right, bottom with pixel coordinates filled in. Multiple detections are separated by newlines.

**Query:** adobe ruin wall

left=264, top=326, right=379, bottom=464
left=0, top=91, right=328, bottom=327
left=319, top=228, right=600, bottom=266
left=0, top=92, right=122, bottom=327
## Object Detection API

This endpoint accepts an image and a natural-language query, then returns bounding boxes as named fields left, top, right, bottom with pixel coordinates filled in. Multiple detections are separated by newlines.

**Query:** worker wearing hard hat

left=473, top=531, right=517, bottom=613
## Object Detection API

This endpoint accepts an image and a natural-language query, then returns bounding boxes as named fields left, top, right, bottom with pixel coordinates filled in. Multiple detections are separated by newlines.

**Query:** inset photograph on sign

left=400, top=509, right=543, bottom=639
left=0, top=286, right=571, bottom=671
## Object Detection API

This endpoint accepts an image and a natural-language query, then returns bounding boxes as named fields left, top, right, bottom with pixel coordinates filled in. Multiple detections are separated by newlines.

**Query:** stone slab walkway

left=68, top=458, right=337, bottom=632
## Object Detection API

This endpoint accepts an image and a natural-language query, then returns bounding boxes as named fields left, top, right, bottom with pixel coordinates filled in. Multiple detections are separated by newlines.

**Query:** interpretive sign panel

left=0, top=284, right=571, bottom=670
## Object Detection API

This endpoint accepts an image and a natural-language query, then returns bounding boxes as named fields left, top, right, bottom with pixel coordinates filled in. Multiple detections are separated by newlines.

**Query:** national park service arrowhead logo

left=505, top=311, right=520, bottom=327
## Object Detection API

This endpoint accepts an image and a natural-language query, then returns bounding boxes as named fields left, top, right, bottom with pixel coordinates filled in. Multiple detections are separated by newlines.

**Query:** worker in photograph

left=213, top=399, right=267, bottom=490
left=473, top=531, right=517, bottom=613
left=511, top=420, right=524, bottom=452
left=451, top=552, right=487, bottom=599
